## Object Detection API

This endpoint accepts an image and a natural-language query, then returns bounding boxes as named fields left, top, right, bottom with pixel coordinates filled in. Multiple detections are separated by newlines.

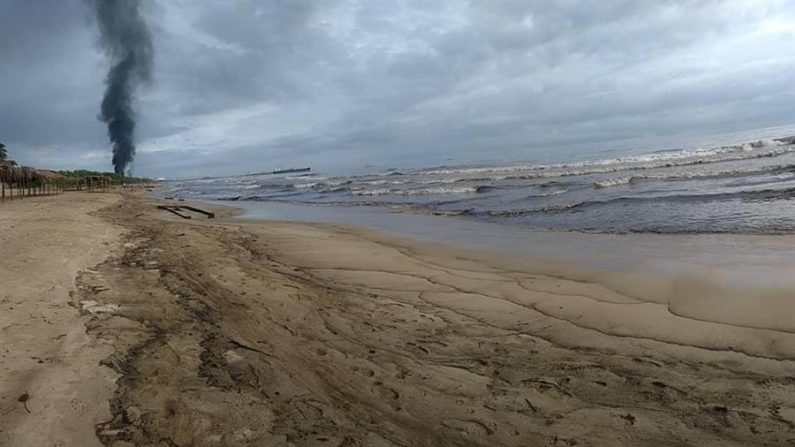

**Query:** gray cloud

left=1, top=0, right=794, bottom=177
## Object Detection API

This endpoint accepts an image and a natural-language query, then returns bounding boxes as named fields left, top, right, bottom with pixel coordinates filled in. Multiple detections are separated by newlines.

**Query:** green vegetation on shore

left=57, top=170, right=151, bottom=185
left=1, top=142, right=150, bottom=187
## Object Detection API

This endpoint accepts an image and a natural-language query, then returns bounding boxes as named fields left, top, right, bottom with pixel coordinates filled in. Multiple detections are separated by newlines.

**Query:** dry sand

left=2, top=191, right=795, bottom=446
left=0, top=192, right=122, bottom=446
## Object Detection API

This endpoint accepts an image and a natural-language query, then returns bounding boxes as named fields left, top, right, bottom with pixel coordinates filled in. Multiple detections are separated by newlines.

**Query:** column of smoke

left=94, top=0, right=153, bottom=175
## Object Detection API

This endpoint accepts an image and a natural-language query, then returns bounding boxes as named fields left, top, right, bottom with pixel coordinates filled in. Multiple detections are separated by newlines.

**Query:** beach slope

left=3, top=191, right=795, bottom=446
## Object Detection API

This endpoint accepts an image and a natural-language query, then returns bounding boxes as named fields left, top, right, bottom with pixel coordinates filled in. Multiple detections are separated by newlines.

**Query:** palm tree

left=0, top=142, right=6, bottom=162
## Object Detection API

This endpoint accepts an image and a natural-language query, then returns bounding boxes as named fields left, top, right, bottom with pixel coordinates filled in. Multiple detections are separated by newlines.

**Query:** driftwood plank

left=157, top=205, right=192, bottom=219
left=178, top=205, right=215, bottom=218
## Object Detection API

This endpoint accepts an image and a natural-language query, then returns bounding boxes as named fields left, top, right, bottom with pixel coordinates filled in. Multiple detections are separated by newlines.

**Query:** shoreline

left=2, top=191, right=795, bottom=446
left=206, top=197, right=795, bottom=270
left=191, top=196, right=795, bottom=336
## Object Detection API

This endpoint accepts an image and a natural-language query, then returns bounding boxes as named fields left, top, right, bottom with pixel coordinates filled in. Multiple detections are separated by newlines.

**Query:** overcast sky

left=1, top=0, right=794, bottom=178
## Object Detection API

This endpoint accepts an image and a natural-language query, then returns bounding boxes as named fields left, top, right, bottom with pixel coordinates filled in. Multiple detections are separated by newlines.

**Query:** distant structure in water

left=272, top=167, right=311, bottom=175
left=245, top=167, right=311, bottom=176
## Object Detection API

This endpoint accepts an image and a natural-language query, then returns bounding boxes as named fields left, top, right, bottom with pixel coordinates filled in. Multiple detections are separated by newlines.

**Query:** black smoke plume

left=94, top=0, right=153, bottom=175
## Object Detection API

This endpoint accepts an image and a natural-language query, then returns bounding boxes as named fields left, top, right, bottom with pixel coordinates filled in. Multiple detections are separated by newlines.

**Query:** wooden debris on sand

left=157, top=205, right=214, bottom=219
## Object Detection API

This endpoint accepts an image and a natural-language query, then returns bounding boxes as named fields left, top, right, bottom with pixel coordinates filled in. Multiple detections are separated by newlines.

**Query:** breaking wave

left=594, top=164, right=795, bottom=188
left=351, top=186, right=490, bottom=196
left=159, top=134, right=795, bottom=234
left=422, top=139, right=794, bottom=180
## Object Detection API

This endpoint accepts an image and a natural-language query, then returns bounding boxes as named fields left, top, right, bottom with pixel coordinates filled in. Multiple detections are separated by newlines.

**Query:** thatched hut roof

left=0, top=163, right=65, bottom=184
left=35, top=170, right=64, bottom=182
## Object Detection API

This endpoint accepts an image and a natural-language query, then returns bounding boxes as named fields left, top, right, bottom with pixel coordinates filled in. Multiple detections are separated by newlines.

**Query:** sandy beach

left=2, top=191, right=795, bottom=446
left=0, top=192, right=122, bottom=446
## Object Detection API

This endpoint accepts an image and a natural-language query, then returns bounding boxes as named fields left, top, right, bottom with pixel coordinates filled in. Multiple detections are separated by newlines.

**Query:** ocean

left=161, top=134, right=795, bottom=235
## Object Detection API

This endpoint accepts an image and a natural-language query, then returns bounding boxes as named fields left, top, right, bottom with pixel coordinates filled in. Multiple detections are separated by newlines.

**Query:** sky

left=1, top=0, right=794, bottom=178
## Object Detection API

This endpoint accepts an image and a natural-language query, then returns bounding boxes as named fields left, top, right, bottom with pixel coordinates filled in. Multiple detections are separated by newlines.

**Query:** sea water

left=157, top=127, right=795, bottom=331
left=162, top=132, right=795, bottom=235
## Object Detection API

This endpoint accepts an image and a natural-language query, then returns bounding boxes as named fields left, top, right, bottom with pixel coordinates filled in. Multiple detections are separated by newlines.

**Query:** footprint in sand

left=441, top=418, right=496, bottom=436
left=350, top=365, right=376, bottom=377
left=372, top=381, right=400, bottom=400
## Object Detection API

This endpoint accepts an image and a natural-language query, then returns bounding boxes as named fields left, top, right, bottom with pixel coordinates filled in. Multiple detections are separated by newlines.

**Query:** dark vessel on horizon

left=272, top=167, right=311, bottom=174
left=244, top=167, right=312, bottom=176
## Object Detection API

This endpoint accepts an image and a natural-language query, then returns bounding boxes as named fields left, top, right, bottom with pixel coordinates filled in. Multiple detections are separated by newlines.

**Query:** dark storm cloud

left=1, top=0, right=794, bottom=177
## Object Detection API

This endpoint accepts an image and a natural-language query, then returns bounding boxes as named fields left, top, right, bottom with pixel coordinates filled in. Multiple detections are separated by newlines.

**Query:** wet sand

left=2, top=191, right=795, bottom=446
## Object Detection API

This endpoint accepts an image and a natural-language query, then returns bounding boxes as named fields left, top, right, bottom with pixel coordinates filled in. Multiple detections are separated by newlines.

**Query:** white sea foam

left=421, top=139, right=793, bottom=180
left=352, top=186, right=480, bottom=196
left=541, top=189, right=569, bottom=196
left=359, top=179, right=413, bottom=186
left=593, top=164, right=795, bottom=188
left=593, top=177, right=635, bottom=188
left=351, top=188, right=393, bottom=196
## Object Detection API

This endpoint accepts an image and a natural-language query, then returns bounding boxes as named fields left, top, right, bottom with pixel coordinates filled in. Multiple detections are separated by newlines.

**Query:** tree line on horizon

left=57, top=169, right=150, bottom=184
left=0, top=141, right=150, bottom=185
